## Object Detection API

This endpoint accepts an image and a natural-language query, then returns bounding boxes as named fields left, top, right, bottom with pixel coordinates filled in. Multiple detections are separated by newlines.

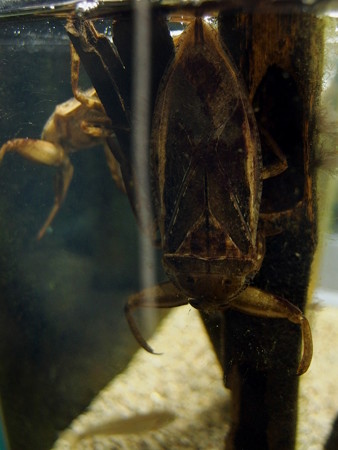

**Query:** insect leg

left=80, top=118, right=113, bottom=138
left=70, top=43, right=105, bottom=113
left=103, top=143, right=126, bottom=193
left=125, top=281, right=188, bottom=353
left=259, top=200, right=305, bottom=236
left=231, top=286, right=313, bottom=375
left=260, top=126, right=288, bottom=180
left=0, top=138, right=74, bottom=240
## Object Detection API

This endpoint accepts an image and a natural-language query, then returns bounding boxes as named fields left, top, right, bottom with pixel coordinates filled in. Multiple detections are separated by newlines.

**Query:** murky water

left=0, top=1, right=337, bottom=450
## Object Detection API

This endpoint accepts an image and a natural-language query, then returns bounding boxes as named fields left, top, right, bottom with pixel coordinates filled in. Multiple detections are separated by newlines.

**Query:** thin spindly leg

left=259, top=126, right=304, bottom=235
left=260, top=126, right=288, bottom=180
left=231, top=286, right=313, bottom=375
left=259, top=200, right=304, bottom=236
left=0, top=138, right=74, bottom=240
left=70, top=43, right=105, bottom=112
left=125, top=281, right=188, bottom=353
left=103, top=143, right=126, bottom=193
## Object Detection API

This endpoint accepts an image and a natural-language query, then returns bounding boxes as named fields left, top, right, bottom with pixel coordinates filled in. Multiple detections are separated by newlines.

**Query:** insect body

left=153, top=18, right=263, bottom=311
left=0, top=87, right=121, bottom=239
left=125, top=18, right=312, bottom=375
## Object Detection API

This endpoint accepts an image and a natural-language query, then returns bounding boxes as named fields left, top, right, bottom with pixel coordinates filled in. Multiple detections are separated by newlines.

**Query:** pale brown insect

left=0, top=86, right=123, bottom=239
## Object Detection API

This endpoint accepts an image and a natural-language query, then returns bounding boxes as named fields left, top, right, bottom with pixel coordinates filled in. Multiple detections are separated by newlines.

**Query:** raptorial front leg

left=125, top=281, right=188, bottom=353
left=80, top=117, right=113, bottom=138
left=0, top=138, right=73, bottom=240
left=231, top=286, right=313, bottom=375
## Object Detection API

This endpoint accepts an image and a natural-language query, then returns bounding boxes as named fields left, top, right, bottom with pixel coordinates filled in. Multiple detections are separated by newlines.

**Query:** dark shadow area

left=325, top=413, right=338, bottom=450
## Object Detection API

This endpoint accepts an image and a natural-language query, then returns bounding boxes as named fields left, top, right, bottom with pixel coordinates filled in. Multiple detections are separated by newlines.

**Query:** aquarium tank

left=0, top=1, right=337, bottom=450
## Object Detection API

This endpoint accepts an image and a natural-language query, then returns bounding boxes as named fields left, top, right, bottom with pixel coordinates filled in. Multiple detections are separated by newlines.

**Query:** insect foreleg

left=230, top=286, right=313, bottom=375
left=125, top=281, right=188, bottom=353
left=80, top=118, right=113, bottom=138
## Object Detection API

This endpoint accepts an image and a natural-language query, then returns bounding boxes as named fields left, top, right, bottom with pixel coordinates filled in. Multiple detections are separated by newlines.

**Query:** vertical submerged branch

left=132, top=0, right=157, bottom=326
left=216, top=7, right=324, bottom=450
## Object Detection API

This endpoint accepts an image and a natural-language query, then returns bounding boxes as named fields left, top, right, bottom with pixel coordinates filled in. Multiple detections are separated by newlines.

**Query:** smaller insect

left=0, top=86, right=123, bottom=239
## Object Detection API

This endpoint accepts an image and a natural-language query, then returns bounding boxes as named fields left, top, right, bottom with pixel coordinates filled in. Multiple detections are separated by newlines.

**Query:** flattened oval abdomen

left=152, top=18, right=262, bottom=262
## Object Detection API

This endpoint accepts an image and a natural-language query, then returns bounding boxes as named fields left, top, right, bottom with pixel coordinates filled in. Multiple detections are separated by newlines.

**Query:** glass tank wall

left=0, top=1, right=337, bottom=450
left=0, top=4, right=154, bottom=449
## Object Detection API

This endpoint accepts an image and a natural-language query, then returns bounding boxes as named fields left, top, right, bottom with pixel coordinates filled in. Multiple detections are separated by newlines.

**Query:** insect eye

left=223, top=279, right=232, bottom=286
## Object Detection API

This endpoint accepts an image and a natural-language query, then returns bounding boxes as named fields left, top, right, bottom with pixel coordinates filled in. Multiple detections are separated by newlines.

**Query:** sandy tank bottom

left=51, top=304, right=338, bottom=450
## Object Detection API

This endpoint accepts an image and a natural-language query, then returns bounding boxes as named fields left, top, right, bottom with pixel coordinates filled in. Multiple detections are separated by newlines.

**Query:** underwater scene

left=0, top=1, right=337, bottom=449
